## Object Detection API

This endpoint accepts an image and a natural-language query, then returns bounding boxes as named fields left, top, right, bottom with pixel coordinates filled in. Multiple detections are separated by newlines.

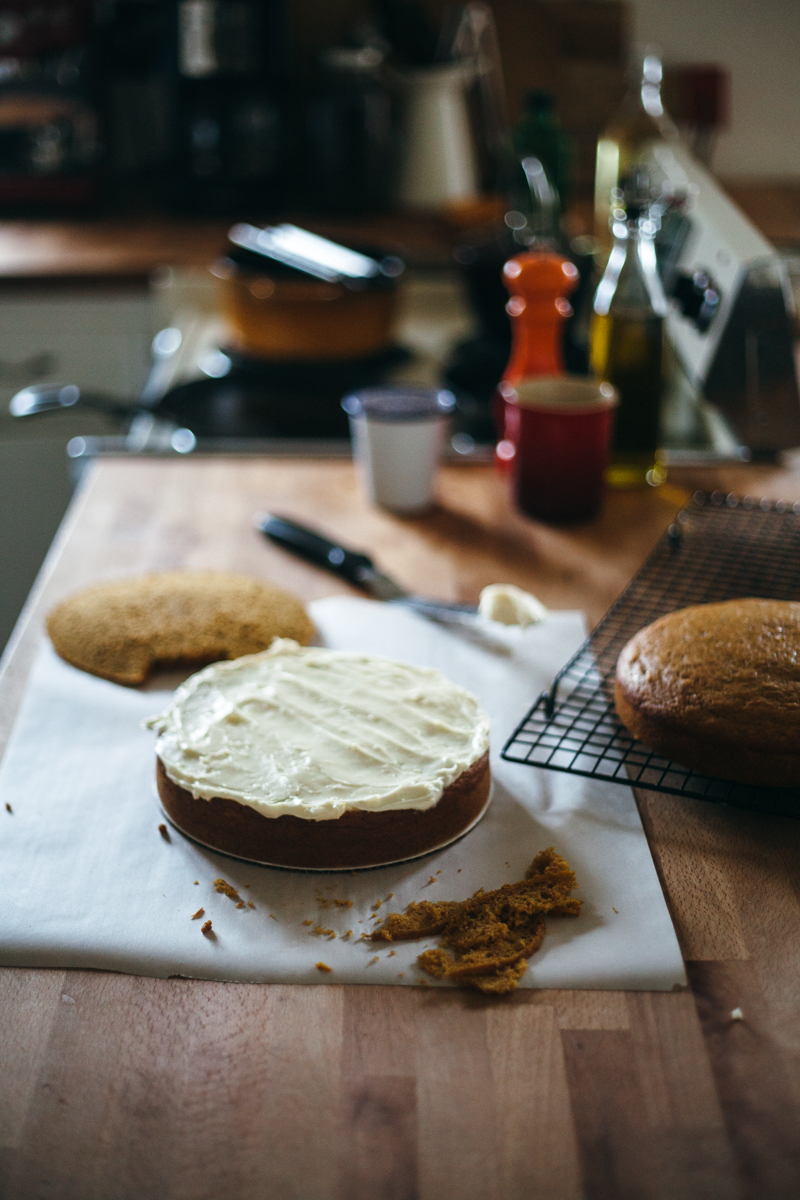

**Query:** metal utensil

left=256, top=513, right=479, bottom=624
left=8, top=326, right=196, bottom=454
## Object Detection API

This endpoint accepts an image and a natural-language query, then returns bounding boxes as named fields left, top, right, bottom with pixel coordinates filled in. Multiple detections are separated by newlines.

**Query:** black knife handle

left=257, top=514, right=376, bottom=587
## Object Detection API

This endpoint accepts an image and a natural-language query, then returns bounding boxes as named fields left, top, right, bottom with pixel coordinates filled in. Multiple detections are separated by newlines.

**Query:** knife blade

left=255, top=513, right=479, bottom=624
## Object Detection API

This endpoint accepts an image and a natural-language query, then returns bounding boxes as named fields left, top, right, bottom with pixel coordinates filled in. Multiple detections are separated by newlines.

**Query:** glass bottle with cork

left=594, top=48, right=677, bottom=260
left=590, top=176, right=666, bottom=488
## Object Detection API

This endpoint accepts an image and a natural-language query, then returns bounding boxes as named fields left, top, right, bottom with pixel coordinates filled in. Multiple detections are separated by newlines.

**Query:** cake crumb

left=389, top=950, right=396, bottom=957
left=5, top=803, right=12, bottom=813
left=235, top=902, right=246, bottom=909
left=191, top=908, right=205, bottom=920
left=333, top=898, right=354, bottom=908
left=315, top=962, right=333, bottom=973
left=158, top=823, right=170, bottom=841
left=371, top=848, right=581, bottom=995
left=368, top=956, right=379, bottom=966
left=457, top=869, right=461, bottom=873
left=387, top=893, right=393, bottom=899
left=612, top=907, right=619, bottom=914
left=302, top=919, right=313, bottom=926
left=193, top=880, right=198, bottom=885
left=313, top=925, right=335, bottom=938
left=269, top=913, right=278, bottom=921
left=214, top=878, right=243, bottom=903
left=730, top=1007, right=745, bottom=1021
left=201, top=920, right=213, bottom=936
left=426, top=876, right=436, bottom=885
left=248, top=902, right=255, bottom=909
left=343, top=930, right=352, bottom=938
left=372, top=900, right=382, bottom=910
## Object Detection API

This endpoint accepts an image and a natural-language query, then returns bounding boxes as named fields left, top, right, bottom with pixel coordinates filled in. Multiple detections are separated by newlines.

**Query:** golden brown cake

left=147, top=640, right=492, bottom=869
left=47, top=570, right=314, bottom=685
left=614, top=598, right=800, bottom=787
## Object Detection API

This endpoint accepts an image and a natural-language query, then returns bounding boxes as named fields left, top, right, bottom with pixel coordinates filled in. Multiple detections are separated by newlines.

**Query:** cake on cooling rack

left=147, top=640, right=491, bottom=869
left=615, top=598, right=800, bottom=788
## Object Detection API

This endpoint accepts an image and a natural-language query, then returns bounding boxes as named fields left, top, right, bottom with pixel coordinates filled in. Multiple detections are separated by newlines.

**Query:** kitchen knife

left=255, top=513, right=479, bottom=624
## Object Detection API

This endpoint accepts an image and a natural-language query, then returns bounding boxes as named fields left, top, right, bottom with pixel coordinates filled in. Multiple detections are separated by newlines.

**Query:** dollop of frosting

left=478, top=584, right=548, bottom=628
left=146, top=640, right=489, bottom=821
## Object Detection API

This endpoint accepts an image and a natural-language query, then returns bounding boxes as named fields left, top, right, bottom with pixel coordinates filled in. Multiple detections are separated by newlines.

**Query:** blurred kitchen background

left=1, top=0, right=799, bottom=650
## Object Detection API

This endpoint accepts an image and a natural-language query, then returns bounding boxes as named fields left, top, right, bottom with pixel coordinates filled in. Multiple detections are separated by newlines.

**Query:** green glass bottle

left=513, top=90, right=574, bottom=211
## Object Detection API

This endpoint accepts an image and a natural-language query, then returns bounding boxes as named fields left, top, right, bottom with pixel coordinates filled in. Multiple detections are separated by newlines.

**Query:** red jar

left=501, top=377, right=618, bottom=523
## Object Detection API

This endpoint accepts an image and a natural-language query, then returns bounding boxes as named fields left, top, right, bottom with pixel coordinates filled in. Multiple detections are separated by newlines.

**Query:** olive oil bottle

left=594, top=50, right=677, bottom=260
left=591, top=193, right=667, bottom=488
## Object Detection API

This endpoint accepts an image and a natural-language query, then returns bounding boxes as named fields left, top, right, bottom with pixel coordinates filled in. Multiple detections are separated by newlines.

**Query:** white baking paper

left=0, top=598, right=686, bottom=990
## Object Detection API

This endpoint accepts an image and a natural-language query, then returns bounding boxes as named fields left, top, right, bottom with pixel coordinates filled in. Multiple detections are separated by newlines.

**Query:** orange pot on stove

left=212, top=223, right=403, bottom=362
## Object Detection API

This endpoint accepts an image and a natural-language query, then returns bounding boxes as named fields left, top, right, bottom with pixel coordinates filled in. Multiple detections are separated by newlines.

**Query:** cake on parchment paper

left=148, top=640, right=491, bottom=869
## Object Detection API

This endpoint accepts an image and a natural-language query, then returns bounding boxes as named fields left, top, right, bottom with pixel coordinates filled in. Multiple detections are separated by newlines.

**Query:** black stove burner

left=152, top=346, right=409, bottom=440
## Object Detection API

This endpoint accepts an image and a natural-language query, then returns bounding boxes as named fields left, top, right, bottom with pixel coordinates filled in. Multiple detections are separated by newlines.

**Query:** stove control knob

left=671, top=269, right=721, bottom=333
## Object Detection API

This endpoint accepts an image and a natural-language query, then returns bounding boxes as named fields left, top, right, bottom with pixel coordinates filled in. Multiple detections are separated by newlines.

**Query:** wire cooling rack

left=501, top=491, right=800, bottom=818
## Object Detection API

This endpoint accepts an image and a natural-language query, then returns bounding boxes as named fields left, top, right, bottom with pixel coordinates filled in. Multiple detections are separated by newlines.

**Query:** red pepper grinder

left=495, top=252, right=579, bottom=462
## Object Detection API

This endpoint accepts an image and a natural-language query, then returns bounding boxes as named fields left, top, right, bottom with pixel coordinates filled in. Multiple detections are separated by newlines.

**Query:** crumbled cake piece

left=214, top=878, right=242, bottom=903
left=190, top=908, right=205, bottom=920
left=315, top=962, right=333, bottom=973
left=5, top=803, right=12, bottom=813
left=371, top=848, right=580, bottom=994
left=158, top=823, right=170, bottom=841
left=201, top=920, right=213, bottom=935
left=372, top=900, right=461, bottom=942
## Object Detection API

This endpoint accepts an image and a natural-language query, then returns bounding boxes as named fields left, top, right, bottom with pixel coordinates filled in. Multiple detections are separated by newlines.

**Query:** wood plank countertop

left=0, top=181, right=795, bottom=285
left=2, top=456, right=800, bottom=1200
left=0, top=212, right=460, bottom=284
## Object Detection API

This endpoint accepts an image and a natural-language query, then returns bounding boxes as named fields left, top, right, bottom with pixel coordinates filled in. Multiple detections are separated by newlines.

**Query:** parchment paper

left=0, top=597, right=686, bottom=990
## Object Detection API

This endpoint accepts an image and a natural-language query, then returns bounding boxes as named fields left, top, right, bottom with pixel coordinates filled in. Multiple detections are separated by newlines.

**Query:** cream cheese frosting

left=478, top=583, right=548, bottom=628
left=146, top=639, right=490, bottom=821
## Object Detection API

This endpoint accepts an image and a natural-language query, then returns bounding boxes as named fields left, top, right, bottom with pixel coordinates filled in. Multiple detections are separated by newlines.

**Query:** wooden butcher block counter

left=2, top=455, right=800, bottom=1200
